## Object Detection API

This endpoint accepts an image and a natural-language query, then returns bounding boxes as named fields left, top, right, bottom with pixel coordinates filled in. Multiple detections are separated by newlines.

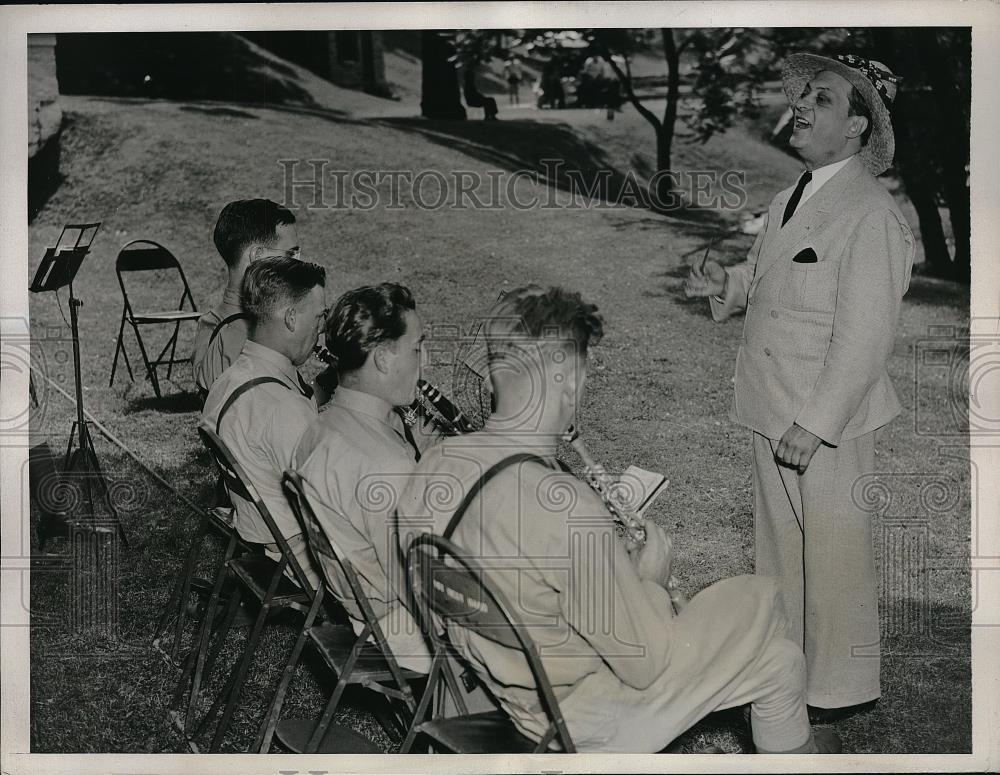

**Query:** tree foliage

left=430, top=27, right=971, bottom=279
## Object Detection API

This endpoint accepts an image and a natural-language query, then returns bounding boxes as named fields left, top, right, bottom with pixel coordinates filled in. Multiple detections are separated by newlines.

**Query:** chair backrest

left=282, top=470, right=415, bottom=688
left=197, top=426, right=316, bottom=595
left=406, top=532, right=575, bottom=753
left=115, top=239, right=195, bottom=313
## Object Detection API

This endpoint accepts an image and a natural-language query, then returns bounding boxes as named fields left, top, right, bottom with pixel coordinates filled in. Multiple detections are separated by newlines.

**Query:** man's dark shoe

left=807, top=699, right=878, bottom=724
left=812, top=727, right=843, bottom=753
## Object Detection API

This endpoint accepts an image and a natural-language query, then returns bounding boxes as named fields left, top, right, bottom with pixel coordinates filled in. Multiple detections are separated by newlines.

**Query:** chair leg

left=152, top=322, right=177, bottom=379
left=170, top=580, right=241, bottom=741
left=120, top=334, right=135, bottom=382
left=108, top=311, right=128, bottom=387
left=301, top=626, right=369, bottom=754
left=303, top=676, right=352, bottom=754
left=383, top=696, right=413, bottom=742
left=171, top=544, right=237, bottom=731
left=253, top=606, right=318, bottom=752
left=130, top=323, right=162, bottom=398
left=155, top=515, right=210, bottom=655
left=440, top=656, right=470, bottom=716
left=400, top=654, right=443, bottom=753
left=165, top=321, right=181, bottom=380
left=207, top=600, right=272, bottom=752
left=172, top=581, right=240, bottom=734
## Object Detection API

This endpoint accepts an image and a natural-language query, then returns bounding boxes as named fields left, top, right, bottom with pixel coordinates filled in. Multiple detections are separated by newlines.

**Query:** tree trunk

left=649, top=28, right=680, bottom=207
left=420, top=31, right=466, bottom=120
left=659, top=28, right=679, bottom=176
left=942, top=172, right=970, bottom=282
left=915, top=28, right=971, bottom=283
left=905, top=185, right=952, bottom=274
left=875, top=26, right=970, bottom=282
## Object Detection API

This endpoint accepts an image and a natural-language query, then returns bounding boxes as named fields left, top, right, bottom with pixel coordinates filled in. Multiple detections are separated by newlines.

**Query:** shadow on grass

left=178, top=105, right=260, bottom=120
left=378, top=116, right=733, bottom=229
left=85, top=95, right=355, bottom=125
left=903, top=274, right=970, bottom=310
left=123, top=391, right=203, bottom=415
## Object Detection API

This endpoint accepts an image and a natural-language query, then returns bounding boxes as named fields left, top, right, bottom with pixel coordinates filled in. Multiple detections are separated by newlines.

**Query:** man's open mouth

left=794, top=114, right=812, bottom=129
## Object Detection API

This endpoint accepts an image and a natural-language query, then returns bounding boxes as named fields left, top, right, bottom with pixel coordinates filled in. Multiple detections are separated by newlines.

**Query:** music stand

left=30, top=223, right=128, bottom=546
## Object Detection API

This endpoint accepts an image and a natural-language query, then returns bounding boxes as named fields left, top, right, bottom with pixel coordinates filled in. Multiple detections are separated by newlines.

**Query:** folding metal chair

left=170, top=427, right=317, bottom=752
left=109, top=239, right=201, bottom=398
left=403, top=532, right=576, bottom=753
left=256, top=471, right=424, bottom=754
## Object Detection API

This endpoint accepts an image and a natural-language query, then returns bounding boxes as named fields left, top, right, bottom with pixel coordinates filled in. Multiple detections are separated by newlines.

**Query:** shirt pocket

left=778, top=253, right=839, bottom=313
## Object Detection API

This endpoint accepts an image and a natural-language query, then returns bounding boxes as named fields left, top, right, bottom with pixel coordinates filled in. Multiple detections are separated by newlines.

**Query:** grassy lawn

left=25, top=88, right=970, bottom=754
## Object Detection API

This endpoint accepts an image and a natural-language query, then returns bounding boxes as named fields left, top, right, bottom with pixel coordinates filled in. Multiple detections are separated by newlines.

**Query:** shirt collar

left=222, top=286, right=244, bottom=309
left=806, top=154, right=855, bottom=194
left=241, top=340, right=301, bottom=387
left=330, top=385, right=397, bottom=425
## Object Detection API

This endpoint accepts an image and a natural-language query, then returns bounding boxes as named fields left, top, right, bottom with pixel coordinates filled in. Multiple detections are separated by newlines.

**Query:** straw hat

left=782, top=53, right=900, bottom=176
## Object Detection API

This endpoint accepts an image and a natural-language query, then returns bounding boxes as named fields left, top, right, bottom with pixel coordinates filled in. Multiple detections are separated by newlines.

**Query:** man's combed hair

left=847, top=86, right=874, bottom=147
left=325, top=283, right=416, bottom=373
left=242, top=256, right=325, bottom=324
left=487, top=285, right=604, bottom=361
left=213, top=198, right=296, bottom=268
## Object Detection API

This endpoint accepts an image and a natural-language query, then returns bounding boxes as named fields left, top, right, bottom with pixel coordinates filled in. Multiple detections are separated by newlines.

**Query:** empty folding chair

left=170, top=427, right=318, bottom=752
left=109, top=239, right=200, bottom=398
left=256, top=471, right=425, bottom=754
left=402, top=532, right=576, bottom=753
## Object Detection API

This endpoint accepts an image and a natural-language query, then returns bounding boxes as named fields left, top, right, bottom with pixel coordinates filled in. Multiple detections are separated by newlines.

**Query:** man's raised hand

left=684, top=259, right=727, bottom=298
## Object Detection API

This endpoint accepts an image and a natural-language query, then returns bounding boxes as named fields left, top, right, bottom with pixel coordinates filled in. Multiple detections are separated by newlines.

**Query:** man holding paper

left=397, top=285, right=841, bottom=753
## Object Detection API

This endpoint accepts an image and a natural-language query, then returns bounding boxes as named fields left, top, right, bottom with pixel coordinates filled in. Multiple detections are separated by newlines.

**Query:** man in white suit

left=686, top=53, right=914, bottom=722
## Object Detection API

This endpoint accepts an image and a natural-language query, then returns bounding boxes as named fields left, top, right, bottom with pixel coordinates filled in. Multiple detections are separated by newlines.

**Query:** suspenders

left=442, top=453, right=552, bottom=539
left=208, top=311, right=250, bottom=349
left=214, top=376, right=290, bottom=434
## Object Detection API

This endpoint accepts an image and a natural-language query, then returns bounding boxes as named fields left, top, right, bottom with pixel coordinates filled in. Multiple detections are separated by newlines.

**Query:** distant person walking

left=504, top=57, right=523, bottom=105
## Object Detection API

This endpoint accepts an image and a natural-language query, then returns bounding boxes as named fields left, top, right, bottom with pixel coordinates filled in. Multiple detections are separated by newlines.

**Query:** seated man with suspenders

left=192, top=199, right=300, bottom=400
left=201, top=256, right=327, bottom=587
left=396, top=285, right=841, bottom=753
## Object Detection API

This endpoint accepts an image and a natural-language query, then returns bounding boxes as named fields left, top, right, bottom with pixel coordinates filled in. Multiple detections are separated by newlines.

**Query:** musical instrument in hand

left=400, top=379, right=476, bottom=437
left=313, top=344, right=335, bottom=366
left=311, top=344, right=338, bottom=397
left=563, top=426, right=687, bottom=612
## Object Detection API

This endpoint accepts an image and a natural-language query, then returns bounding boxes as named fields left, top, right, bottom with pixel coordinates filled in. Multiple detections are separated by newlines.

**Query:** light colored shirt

left=293, top=386, right=420, bottom=624
left=192, top=286, right=250, bottom=394
left=790, top=154, right=855, bottom=219
left=395, top=432, right=677, bottom=743
left=202, top=340, right=315, bottom=544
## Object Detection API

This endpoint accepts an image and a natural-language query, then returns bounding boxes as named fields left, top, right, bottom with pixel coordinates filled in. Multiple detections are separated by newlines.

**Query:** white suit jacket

left=711, top=156, right=914, bottom=445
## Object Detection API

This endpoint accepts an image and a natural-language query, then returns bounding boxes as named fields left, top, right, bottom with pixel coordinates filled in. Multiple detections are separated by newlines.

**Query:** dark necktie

left=392, top=407, right=422, bottom=462
left=295, top=373, right=314, bottom=399
left=782, top=170, right=812, bottom=227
